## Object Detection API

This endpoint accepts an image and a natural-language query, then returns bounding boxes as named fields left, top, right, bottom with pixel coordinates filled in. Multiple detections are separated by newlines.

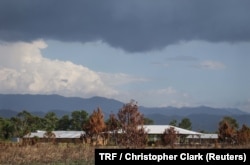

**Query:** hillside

left=1, top=94, right=250, bottom=132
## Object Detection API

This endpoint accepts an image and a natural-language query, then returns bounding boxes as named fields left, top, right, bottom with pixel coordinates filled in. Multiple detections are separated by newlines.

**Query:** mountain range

left=0, top=94, right=250, bottom=133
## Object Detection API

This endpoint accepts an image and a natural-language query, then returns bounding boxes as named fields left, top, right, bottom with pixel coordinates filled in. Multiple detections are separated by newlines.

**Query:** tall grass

left=0, top=142, right=95, bottom=165
left=1, top=141, right=249, bottom=165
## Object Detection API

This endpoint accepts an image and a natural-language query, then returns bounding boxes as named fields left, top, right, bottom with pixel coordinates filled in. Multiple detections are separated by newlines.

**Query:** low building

left=23, top=125, right=218, bottom=146
left=142, top=125, right=203, bottom=145
left=23, top=130, right=85, bottom=143
left=186, top=133, right=218, bottom=146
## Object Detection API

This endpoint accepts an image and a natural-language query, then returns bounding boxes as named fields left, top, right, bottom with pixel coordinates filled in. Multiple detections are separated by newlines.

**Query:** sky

left=0, top=0, right=250, bottom=112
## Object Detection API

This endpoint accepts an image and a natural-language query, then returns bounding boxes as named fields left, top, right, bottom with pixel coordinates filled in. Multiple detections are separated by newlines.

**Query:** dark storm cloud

left=1, top=0, right=250, bottom=52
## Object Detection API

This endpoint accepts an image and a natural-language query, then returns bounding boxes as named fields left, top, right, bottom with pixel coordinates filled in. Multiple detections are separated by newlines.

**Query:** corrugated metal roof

left=24, top=125, right=202, bottom=139
left=24, top=130, right=85, bottom=138
left=142, top=125, right=202, bottom=135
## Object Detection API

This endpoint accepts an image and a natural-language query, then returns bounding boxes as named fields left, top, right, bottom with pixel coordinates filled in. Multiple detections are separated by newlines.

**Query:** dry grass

left=1, top=142, right=249, bottom=165
left=0, top=142, right=95, bottom=165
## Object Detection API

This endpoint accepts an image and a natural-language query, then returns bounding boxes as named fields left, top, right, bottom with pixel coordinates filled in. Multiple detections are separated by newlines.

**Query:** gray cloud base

left=1, top=0, right=250, bottom=52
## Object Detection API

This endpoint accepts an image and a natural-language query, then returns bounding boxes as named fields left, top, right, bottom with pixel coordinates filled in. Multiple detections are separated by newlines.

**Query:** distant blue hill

left=0, top=94, right=124, bottom=115
left=0, top=94, right=250, bottom=132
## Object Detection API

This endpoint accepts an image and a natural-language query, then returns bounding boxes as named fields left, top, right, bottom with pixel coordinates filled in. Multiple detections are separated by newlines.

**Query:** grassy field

left=0, top=142, right=95, bottom=165
left=1, top=142, right=250, bottom=165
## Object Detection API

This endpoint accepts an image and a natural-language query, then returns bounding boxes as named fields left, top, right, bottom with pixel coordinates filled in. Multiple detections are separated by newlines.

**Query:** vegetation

left=178, top=118, right=192, bottom=130
left=0, top=101, right=250, bottom=164
left=82, top=107, right=106, bottom=145
left=161, top=126, right=178, bottom=148
left=116, top=100, right=148, bottom=148
left=168, top=118, right=193, bottom=144
left=0, top=110, right=89, bottom=140
left=215, top=116, right=250, bottom=147
left=237, top=124, right=250, bottom=145
left=0, top=142, right=95, bottom=165
left=106, top=112, right=120, bottom=145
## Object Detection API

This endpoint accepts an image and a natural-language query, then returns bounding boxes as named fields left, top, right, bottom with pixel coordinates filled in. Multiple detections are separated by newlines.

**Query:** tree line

left=1, top=100, right=250, bottom=148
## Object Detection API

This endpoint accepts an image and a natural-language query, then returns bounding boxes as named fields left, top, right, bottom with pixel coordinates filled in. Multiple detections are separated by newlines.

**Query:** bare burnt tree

left=218, top=121, right=236, bottom=145
left=161, top=127, right=178, bottom=148
left=237, top=124, right=250, bottom=145
left=82, top=107, right=106, bottom=145
left=106, top=112, right=120, bottom=145
left=117, top=100, right=148, bottom=148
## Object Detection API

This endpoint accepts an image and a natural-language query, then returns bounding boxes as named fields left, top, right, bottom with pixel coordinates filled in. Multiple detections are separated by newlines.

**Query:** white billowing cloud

left=0, top=40, right=119, bottom=97
left=197, top=60, right=226, bottom=70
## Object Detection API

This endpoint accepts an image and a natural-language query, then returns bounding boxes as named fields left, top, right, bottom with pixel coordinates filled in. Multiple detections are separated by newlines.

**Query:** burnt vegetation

left=0, top=100, right=250, bottom=164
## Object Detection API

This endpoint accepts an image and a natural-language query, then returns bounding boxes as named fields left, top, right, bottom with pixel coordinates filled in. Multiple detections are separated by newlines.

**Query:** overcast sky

left=0, top=0, right=250, bottom=112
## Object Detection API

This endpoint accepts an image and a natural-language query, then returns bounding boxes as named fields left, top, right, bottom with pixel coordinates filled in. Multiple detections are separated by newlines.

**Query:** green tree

left=43, top=112, right=58, bottom=143
left=56, top=115, right=71, bottom=130
left=178, top=118, right=192, bottom=144
left=0, top=118, right=14, bottom=140
left=178, top=118, right=192, bottom=130
left=70, top=110, right=88, bottom=130
left=44, top=112, right=58, bottom=132
left=11, top=110, right=37, bottom=137
left=144, top=117, right=154, bottom=125
left=31, top=116, right=45, bottom=131
left=13, top=111, right=44, bottom=133
left=169, top=119, right=178, bottom=126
